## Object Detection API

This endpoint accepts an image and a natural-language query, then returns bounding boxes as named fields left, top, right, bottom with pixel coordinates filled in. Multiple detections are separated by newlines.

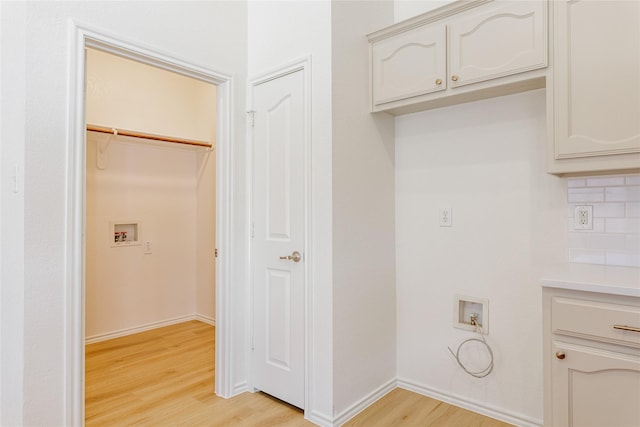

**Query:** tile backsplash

left=567, top=174, right=640, bottom=268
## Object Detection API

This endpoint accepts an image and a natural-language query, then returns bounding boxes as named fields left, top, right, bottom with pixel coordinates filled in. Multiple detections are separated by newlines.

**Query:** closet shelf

left=87, top=124, right=212, bottom=148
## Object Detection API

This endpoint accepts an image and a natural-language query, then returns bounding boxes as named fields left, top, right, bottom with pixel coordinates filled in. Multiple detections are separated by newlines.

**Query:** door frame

left=65, top=22, right=235, bottom=424
left=247, top=57, right=313, bottom=413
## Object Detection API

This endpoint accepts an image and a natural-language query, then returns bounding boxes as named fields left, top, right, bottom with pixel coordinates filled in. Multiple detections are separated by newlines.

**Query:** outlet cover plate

left=574, top=205, right=593, bottom=230
left=439, top=207, right=452, bottom=227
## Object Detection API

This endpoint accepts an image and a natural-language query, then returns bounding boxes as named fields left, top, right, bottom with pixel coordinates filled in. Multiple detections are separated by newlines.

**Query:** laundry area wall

left=85, top=48, right=217, bottom=341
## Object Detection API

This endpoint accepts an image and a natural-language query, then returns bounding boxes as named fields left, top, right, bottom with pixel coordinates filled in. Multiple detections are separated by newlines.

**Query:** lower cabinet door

left=552, top=342, right=640, bottom=427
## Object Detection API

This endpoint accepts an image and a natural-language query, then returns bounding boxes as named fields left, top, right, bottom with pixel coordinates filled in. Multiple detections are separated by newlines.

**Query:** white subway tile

left=627, top=235, right=640, bottom=252
left=593, top=218, right=606, bottom=233
left=568, top=187, right=604, bottom=203
left=592, top=203, right=625, bottom=218
left=627, top=202, right=640, bottom=218
left=605, top=251, right=640, bottom=268
left=570, top=249, right=606, bottom=265
left=586, top=234, right=627, bottom=251
left=568, top=233, right=586, bottom=249
left=606, top=186, right=640, bottom=202
left=586, top=176, right=625, bottom=187
left=626, top=175, right=640, bottom=185
left=566, top=175, right=640, bottom=267
left=606, top=218, right=640, bottom=234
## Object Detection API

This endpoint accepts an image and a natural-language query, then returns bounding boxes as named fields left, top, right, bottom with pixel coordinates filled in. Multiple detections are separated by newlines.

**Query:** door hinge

left=251, top=334, right=255, bottom=351
left=215, top=248, right=218, bottom=258
left=251, top=222, right=255, bottom=238
left=247, top=110, right=256, bottom=127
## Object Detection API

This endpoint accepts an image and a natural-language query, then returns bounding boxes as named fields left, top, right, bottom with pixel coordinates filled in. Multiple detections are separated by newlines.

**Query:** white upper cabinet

left=368, top=0, right=548, bottom=115
left=372, top=25, right=446, bottom=105
left=449, top=1, right=547, bottom=87
left=548, top=0, right=640, bottom=174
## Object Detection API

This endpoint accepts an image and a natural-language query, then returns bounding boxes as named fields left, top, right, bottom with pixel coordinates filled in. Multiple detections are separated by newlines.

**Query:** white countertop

left=541, top=263, right=640, bottom=298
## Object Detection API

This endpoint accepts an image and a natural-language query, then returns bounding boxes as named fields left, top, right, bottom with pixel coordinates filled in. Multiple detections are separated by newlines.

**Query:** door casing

left=66, top=22, right=234, bottom=425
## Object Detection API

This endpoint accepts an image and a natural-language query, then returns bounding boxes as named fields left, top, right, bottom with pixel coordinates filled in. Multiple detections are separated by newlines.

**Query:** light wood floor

left=86, top=321, right=512, bottom=426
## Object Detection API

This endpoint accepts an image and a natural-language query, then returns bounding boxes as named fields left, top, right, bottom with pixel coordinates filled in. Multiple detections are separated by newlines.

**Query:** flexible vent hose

left=447, top=325, right=494, bottom=378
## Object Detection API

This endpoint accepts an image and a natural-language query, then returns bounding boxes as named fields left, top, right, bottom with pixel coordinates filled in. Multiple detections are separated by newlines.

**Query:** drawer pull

left=613, top=325, right=640, bottom=333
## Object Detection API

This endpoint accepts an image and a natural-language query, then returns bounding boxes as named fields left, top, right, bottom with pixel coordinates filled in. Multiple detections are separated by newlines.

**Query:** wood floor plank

left=342, top=388, right=512, bottom=427
left=86, top=321, right=512, bottom=426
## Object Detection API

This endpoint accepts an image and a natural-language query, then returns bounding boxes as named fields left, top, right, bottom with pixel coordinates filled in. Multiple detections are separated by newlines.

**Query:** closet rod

left=87, top=124, right=212, bottom=148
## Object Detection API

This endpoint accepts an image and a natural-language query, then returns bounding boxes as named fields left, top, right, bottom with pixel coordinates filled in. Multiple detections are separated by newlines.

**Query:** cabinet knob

left=451, top=75, right=459, bottom=82
left=555, top=351, right=566, bottom=360
left=435, top=78, right=442, bottom=86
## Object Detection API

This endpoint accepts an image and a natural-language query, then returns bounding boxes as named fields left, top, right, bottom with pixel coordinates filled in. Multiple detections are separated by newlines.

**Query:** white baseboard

left=397, top=378, right=543, bottom=427
left=232, top=381, right=249, bottom=396
left=85, top=313, right=215, bottom=344
left=333, top=378, right=397, bottom=427
left=194, top=313, right=216, bottom=326
left=305, top=409, right=334, bottom=427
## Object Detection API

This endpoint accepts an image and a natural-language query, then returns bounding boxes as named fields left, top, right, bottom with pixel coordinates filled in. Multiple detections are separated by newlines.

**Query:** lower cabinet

left=543, top=288, right=640, bottom=426
left=551, top=342, right=640, bottom=427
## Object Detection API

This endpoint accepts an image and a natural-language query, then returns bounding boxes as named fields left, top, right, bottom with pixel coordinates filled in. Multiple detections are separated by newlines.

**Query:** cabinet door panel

left=554, top=0, right=640, bottom=159
left=372, top=25, right=446, bottom=105
left=553, top=342, right=640, bottom=427
left=449, top=1, right=547, bottom=87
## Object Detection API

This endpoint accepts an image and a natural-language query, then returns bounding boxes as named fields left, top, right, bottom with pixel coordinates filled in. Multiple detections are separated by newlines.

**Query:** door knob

left=555, top=351, right=566, bottom=360
left=279, top=251, right=302, bottom=263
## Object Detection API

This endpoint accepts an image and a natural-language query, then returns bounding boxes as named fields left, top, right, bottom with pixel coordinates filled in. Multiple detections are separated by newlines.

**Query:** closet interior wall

left=85, top=48, right=217, bottom=341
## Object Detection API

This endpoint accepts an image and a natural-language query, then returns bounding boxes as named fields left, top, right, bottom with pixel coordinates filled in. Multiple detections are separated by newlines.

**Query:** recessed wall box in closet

left=368, top=0, right=548, bottom=115
left=546, top=0, right=640, bottom=175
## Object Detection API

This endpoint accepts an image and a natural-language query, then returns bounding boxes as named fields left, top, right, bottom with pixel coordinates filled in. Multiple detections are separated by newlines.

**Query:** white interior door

left=251, top=68, right=305, bottom=409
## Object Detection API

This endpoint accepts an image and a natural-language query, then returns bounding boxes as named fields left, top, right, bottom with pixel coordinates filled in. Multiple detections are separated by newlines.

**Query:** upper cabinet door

left=449, top=1, right=547, bottom=87
left=372, top=24, right=447, bottom=106
left=553, top=0, right=640, bottom=159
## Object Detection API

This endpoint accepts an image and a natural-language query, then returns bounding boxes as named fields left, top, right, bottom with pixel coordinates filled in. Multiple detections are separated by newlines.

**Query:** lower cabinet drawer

left=552, top=297, right=640, bottom=347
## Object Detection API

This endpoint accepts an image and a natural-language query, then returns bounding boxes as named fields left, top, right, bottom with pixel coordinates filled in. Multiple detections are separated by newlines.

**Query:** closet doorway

left=81, top=44, right=223, bottom=423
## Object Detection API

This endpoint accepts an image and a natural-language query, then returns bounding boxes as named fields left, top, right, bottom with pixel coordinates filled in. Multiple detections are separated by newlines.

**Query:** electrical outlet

left=439, top=207, right=452, bottom=227
left=574, top=205, right=593, bottom=230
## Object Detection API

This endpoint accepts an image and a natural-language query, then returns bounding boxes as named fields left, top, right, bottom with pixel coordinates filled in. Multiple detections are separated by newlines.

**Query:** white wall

left=248, top=3, right=398, bottom=422
left=330, top=0, right=396, bottom=420
left=248, top=1, right=334, bottom=421
left=395, top=90, right=567, bottom=424
left=2, top=2, right=247, bottom=424
left=86, top=48, right=217, bottom=144
left=0, top=2, right=26, bottom=425
left=85, top=134, right=201, bottom=338
left=394, top=0, right=451, bottom=21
